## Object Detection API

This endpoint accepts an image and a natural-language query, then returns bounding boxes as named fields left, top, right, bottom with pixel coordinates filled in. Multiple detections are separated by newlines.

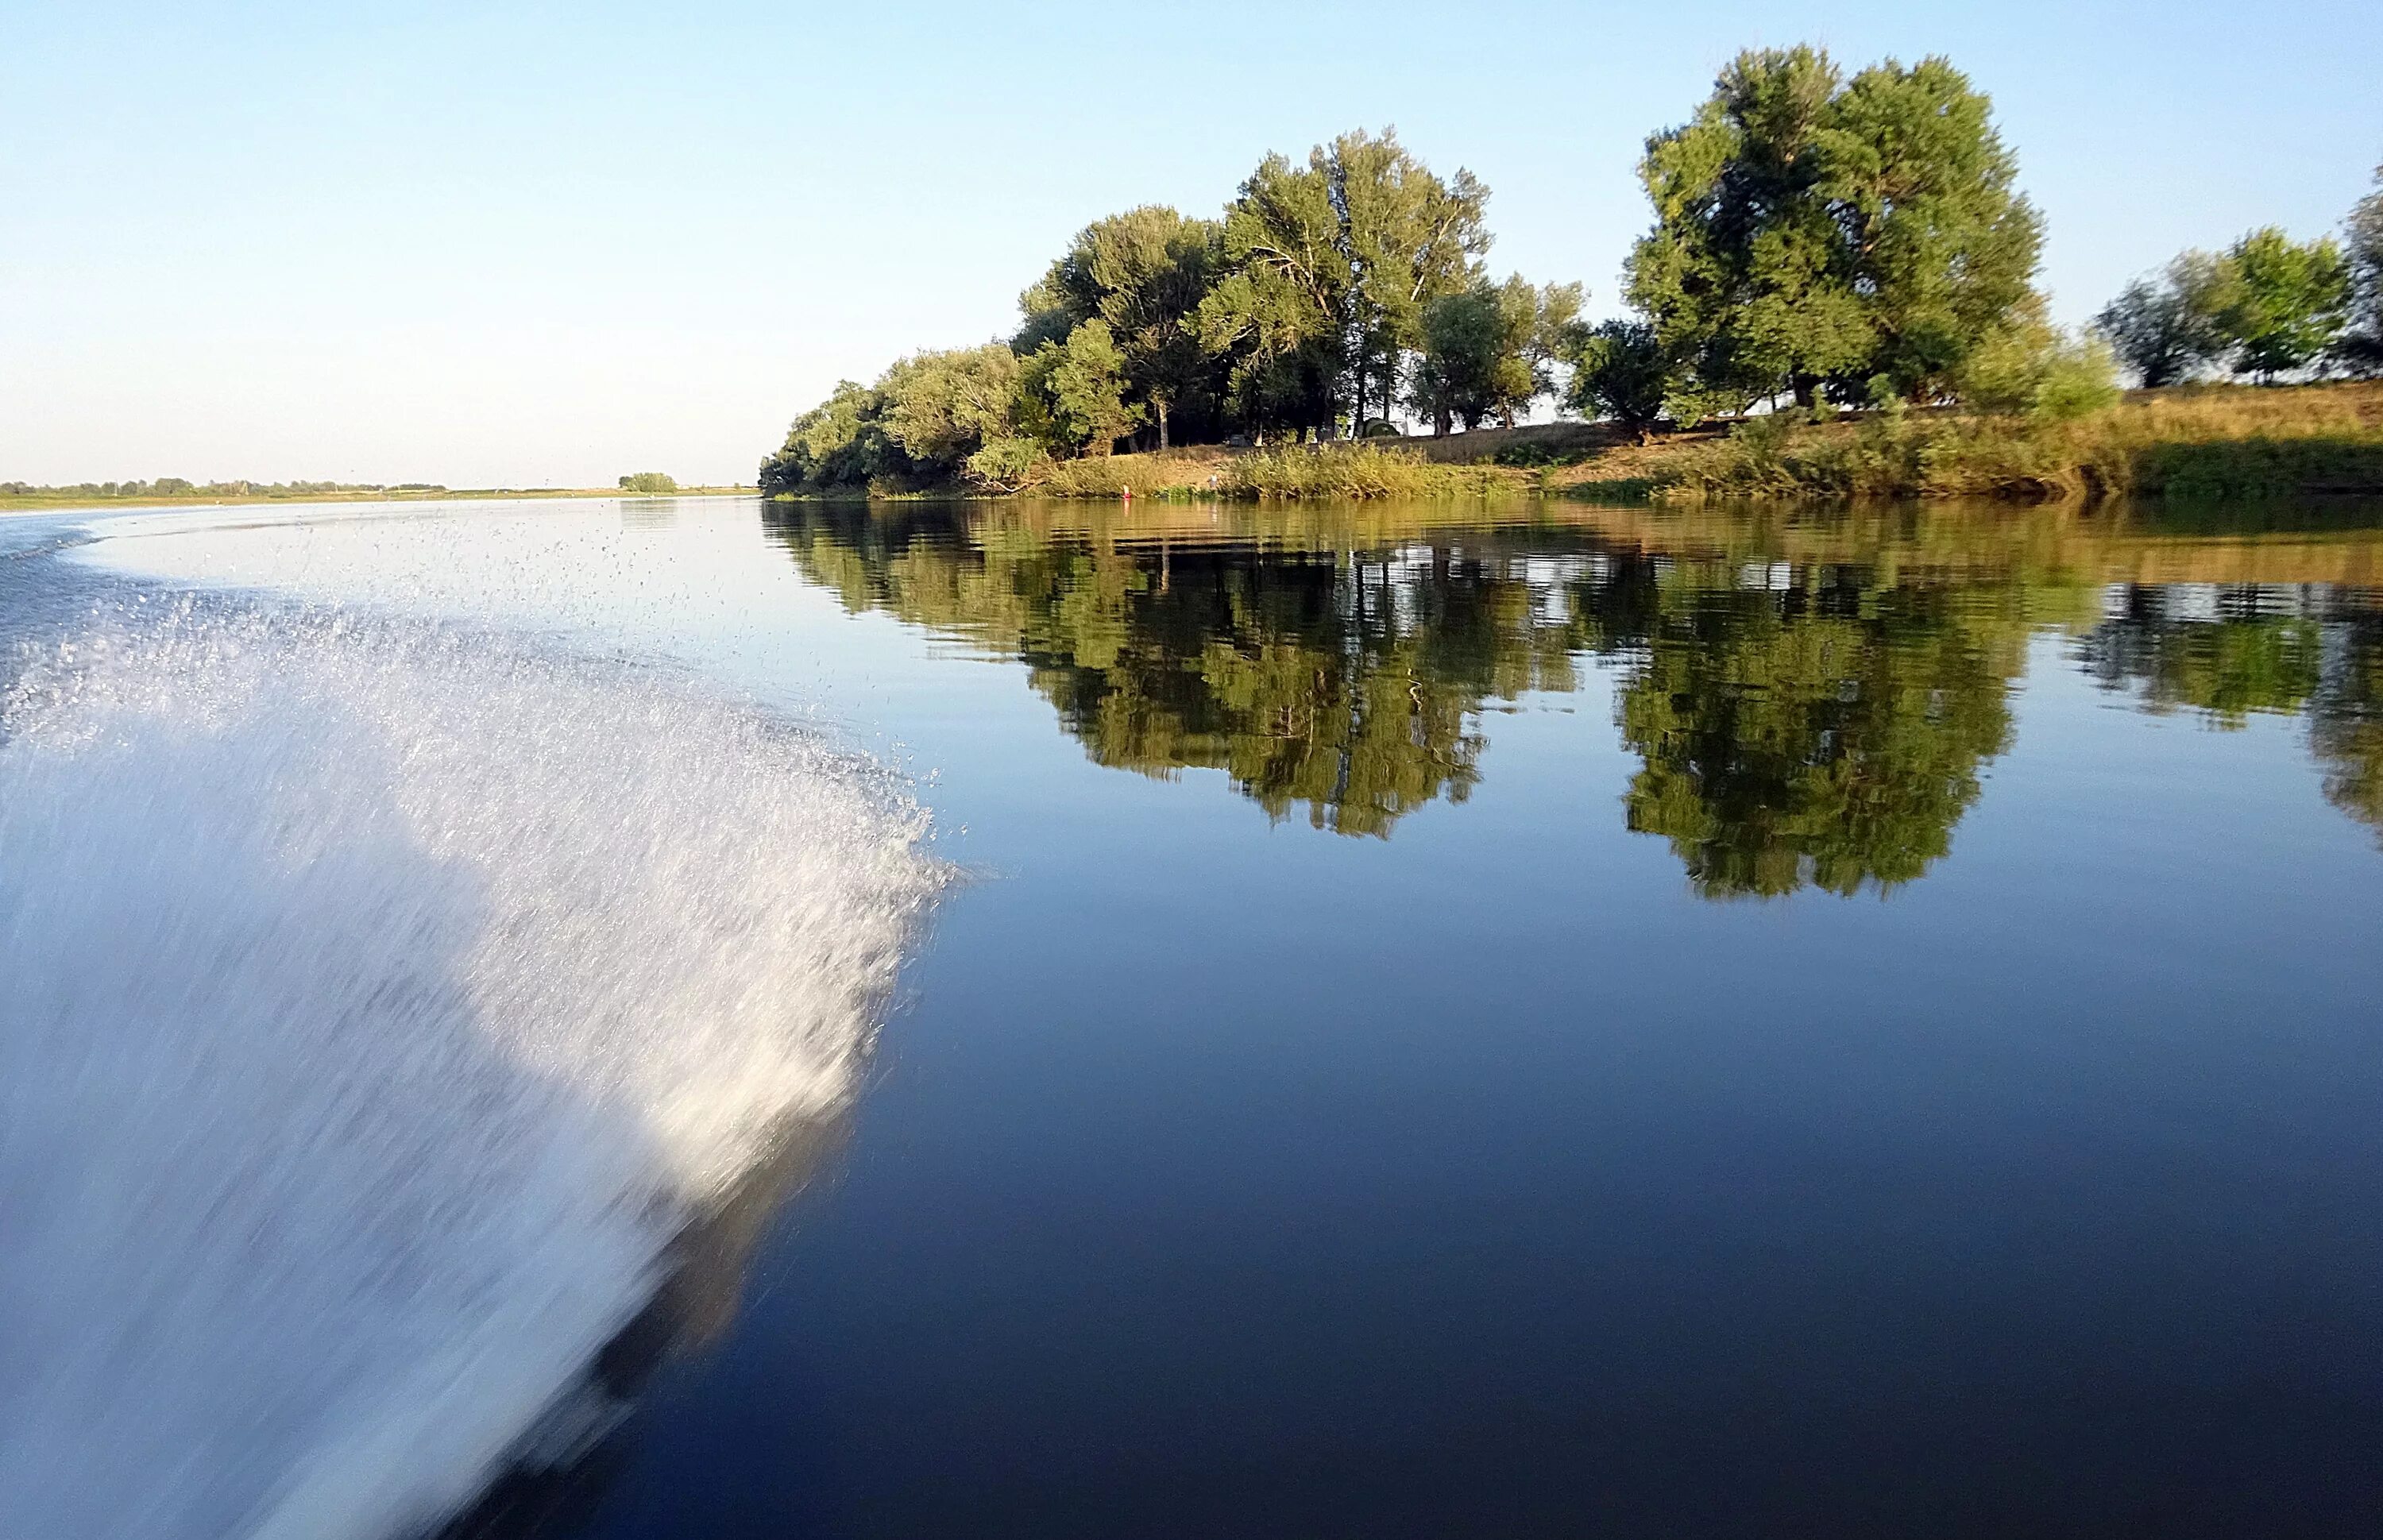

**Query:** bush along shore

left=759, top=41, right=2383, bottom=506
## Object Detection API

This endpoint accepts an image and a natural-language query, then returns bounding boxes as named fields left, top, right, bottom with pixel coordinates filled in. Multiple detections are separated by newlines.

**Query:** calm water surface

left=8, top=494, right=2381, bottom=1537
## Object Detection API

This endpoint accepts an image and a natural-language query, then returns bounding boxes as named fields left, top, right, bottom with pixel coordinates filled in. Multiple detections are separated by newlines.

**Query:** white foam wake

left=0, top=597, right=943, bottom=1539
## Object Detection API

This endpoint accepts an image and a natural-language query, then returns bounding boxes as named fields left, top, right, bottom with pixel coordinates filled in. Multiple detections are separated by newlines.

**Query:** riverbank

left=1543, top=380, right=2383, bottom=503
left=764, top=382, right=2383, bottom=505
left=0, top=485, right=759, bottom=514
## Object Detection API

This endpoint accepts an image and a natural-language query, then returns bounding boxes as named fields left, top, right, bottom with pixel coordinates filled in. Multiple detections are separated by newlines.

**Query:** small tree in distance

left=1409, top=277, right=1582, bottom=434
left=1564, top=320, right=1673, bottom=443
left=2095, top=252, right=2230, bottom=388
left=619, top=472, right=678, bottom=493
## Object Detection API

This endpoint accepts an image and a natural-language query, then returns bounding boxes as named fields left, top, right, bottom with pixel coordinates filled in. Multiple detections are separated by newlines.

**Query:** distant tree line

left=763, top=45, right=2381, bottom=496
left=0, top=478, right=446, bottom=499
left=2097, top=167, right=2383, bottom=387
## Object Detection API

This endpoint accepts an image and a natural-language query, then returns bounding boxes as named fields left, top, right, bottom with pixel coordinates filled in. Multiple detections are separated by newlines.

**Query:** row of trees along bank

left=760, top=45, right=2383, bottom=498
left=2097, top=187, right=2383, bottom=387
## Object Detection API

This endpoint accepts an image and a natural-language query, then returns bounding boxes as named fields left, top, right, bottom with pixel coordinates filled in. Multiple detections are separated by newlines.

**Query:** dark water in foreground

left=8, top=496, right=2382, bottom=1536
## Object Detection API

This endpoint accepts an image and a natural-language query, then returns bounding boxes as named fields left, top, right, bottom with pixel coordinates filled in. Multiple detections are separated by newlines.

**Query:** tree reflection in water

left=762, top=500, right=2383, bottom=890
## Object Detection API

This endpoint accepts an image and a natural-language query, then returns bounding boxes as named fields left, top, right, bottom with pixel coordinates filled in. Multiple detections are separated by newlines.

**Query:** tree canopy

left=1408, top=276, right=1582, bottom=434
left=763, top=125, right=1542, bottom=490
left=1562, top=319, right=1674, bottom=443
left=1625, top=47, right=2044, bottom=416
left=1197, top=128, right=1494, bottom=440
left=2211, top=227, right=2353, bottom=380
left=2095, top=253, right=2231, bottom=388
left=758, top=44, right=2377, bottom=491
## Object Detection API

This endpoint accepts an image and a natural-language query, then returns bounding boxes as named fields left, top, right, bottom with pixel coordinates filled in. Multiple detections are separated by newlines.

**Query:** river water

left=3, top=495, right=2378, bottom=1537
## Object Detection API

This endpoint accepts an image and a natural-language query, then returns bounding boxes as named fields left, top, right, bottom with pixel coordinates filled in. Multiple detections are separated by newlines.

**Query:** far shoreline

left=0, top=486, right=759, bottom=515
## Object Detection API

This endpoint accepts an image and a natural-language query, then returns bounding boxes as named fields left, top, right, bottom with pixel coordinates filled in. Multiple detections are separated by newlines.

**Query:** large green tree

left=1627, top=47, right=2044, bottom=415
left=1199, top=128, right=1490, bottom=438
left=1018, top=206, right=1223, bottom=448
left=2212, top=226, right=2353, bottom=380
left=1329, top=128, right=1494, bottom=430
left=1194, top=150, right=1348, bottom=440
left=760, top=345, right=1046, bottom=495
left=878, top=343, right=1029, bottom=481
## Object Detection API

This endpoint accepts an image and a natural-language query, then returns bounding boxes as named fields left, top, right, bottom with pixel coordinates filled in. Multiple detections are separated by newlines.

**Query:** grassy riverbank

left=767, top=384, right=2381, bottom=507
left=1543, top=381, right=2383, bottom=503
left=1025, top=444, right=1530, bottom=500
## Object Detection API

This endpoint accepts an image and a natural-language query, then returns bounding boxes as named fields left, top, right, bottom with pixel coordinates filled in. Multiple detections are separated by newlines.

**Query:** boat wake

left=0, top=594, right=944, bottom=1539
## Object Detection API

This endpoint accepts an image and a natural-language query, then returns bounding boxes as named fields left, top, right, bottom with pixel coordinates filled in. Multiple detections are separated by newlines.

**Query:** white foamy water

left=0, top=594, right=943, bottom=1539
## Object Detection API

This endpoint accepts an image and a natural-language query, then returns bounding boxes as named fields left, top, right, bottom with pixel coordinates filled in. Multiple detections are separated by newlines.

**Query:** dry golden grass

left=1537, top=381, right=2383, bottom=503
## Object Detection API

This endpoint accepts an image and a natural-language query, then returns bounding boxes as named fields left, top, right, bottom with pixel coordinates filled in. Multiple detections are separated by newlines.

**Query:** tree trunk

left=1155, top=398, right=1170, bottom=452
left=1433, top=406, right=1450, bottom=438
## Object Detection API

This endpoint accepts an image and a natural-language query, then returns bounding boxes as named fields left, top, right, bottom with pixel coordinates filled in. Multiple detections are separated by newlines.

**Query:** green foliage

left=962, top=435, right=1053, bottom=495
left=1018, top=206, right=1224, bottom=447
left=1195, top=149, right=1349, bottom=438
left=2212, top=226, right=2353, bottom=379
left=879, top=343, right=1027, bottom=477
left=1409, top=276, right=1582, bottom=432
left=767, top=124, right=1593, bottom=481
left=1956, top=315, right=2118, bottom=422
left=1598, top=570, right=2019, bottom=897
left=616, top=471, right=678, bottom=493
left=2079, top=595, right=2322, bottom=727
left=759, top=380, right=898, bottom=495
left=1199, top=128, right=1492, bottom=437
left=2096, top=252, right=2230, bottom=388
left=761, top=346, right=1056, bottom=496
left=1627, top=46, right=2043, bottom=415
left=1023, top=319, right=1142, bottom=457
left=1562, top=318, right=1674, bottom=441
left=2133, top=438, right=2383, bottom=499
left=1642, top=383, right=2383, bottom=501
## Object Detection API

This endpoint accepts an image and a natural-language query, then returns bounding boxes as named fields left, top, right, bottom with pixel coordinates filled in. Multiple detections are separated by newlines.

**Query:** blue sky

left=3, top=1, right=2377, bottom=486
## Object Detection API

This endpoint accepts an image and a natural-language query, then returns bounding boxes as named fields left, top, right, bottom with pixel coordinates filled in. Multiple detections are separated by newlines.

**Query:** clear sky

left=3, top=1, right=2377, bottom=487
